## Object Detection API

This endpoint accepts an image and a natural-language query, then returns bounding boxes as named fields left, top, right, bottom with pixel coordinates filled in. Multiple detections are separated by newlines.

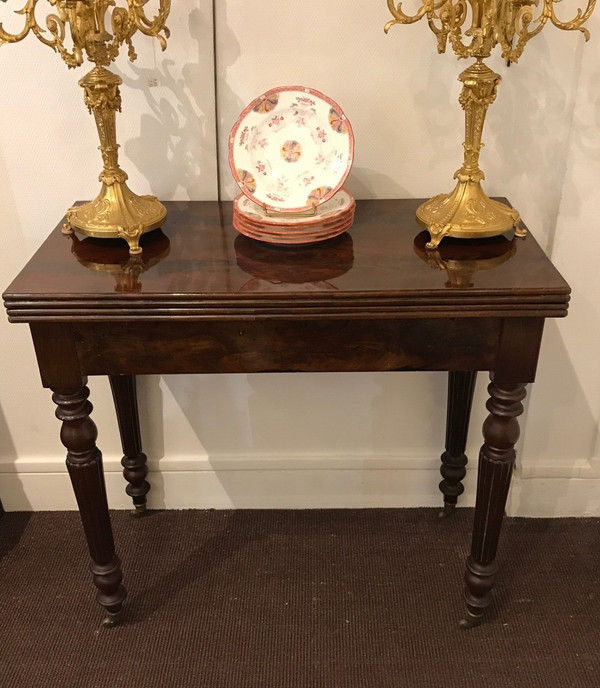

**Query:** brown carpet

left=0, top=509, right=598, bottom=687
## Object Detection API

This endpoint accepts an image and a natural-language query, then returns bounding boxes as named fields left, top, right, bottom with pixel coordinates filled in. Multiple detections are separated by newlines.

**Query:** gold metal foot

left=418, top=183, right=521, bottom=249
left=66, top=185, right=166, bottom=256
left=514, top=225, right=528, bottom=239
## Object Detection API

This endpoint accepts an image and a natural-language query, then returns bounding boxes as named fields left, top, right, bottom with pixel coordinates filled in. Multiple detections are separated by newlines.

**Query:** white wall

left=0, top=2, right=598, bottom=515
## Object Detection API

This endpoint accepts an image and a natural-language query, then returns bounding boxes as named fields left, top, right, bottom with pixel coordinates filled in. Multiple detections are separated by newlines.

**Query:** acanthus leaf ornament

left=385, top=0, right=596, bottom=247
left=0, top=1, right=172, bottom=254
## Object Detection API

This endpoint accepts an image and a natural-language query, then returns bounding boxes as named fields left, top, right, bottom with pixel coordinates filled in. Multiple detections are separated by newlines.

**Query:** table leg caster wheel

left=458, top=610, right=483, bottom=629
left=131, top=502, right=147, bottom=517
left=102, top=610, right=124, bottom=628
left=438, top=502, right=456, bottom=519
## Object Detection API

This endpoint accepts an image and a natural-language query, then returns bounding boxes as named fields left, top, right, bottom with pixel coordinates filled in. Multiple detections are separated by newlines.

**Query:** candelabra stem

left=417, top=60, right=526, bottom=249
left=64, top=66, right=166, bottom=255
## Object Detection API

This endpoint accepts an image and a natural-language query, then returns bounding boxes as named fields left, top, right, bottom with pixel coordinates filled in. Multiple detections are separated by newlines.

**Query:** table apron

left=49, top=317, right=508, bottom=377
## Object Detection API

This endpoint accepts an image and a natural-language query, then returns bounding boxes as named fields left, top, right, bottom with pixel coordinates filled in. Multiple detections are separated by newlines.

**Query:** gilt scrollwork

left=385, top=1, right=596, bottom=62
left=0, top=0, right=170, bottom=68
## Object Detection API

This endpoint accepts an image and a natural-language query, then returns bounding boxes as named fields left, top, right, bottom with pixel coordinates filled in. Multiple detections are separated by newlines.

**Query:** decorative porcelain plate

left=229, top=86, right=354, bottom=212
left=234, top=189, right=355, bottom=227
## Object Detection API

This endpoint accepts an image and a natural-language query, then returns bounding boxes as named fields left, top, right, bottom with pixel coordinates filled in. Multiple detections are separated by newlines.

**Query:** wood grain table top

left=3, top=199, right=570, bottom=322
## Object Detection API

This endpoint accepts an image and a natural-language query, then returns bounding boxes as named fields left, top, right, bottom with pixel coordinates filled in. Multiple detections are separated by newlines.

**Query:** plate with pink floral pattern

left=229, top=86, right=354, bottom=213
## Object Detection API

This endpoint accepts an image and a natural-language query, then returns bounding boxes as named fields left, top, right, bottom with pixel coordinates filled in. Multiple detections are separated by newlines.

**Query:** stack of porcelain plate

left=229, top=86, right=355, bottom=245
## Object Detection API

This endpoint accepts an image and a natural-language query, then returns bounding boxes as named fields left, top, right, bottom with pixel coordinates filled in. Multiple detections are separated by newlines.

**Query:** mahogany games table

left=3, top=199, right=570, bottom=627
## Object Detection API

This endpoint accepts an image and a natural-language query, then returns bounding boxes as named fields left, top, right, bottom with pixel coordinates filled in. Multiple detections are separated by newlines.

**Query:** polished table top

left=4, top=199, right=570, bottom=322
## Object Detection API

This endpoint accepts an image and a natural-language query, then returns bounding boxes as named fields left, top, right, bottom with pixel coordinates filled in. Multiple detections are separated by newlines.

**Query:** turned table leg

left=52, top=382, right=127, bottom=626
left=109, top=375, right=149, bottom=514
left=439, top=371, right=477, bottom=518
left=461, top=376, right=527, bottom=627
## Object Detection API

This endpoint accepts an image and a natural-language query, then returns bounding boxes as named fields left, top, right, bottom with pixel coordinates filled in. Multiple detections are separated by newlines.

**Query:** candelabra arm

left=0, top=0, right=37, bottom=44
left=128, top=0, right=171, bottom=50
left=504, top=0, right=596, bottom=64
left=0, top=1, right=89, bottom=67
left=431, top=1, right=470, bottom=55
left=385, top=1, right=477, bottom=56
left=550, top=0, right=596, bottom=35
left=0, top=0, right=66, bottom=51
left=384, top=0, right=436, bottom=32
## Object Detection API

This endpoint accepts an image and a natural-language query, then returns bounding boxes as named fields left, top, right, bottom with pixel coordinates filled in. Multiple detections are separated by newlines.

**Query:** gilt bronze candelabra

left=0, top=0, right=171, bottom=254
left=385, top=0, right=596, bottom=248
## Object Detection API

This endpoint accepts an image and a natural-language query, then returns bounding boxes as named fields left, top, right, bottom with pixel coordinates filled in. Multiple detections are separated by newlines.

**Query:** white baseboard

left=0, top=452, right=469, bottom=511
left=1, top=453, right=599, bottom=517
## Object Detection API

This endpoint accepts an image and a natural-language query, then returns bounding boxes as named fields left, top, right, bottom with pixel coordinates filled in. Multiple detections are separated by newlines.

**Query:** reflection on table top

left=3, top=199, right=570, bottom=322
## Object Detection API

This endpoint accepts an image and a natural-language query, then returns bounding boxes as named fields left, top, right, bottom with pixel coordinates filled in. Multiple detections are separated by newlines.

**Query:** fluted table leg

left=109, top=375, right=149, bottom=514
left=52, top=382, right=126, bottom=626
left=439, top=371, right=477, bottom=518
left=461, top=377, right=527, bottom=627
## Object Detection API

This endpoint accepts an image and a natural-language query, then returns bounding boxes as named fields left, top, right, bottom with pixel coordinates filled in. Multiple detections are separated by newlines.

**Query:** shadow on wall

left=570, top=62, right=600, bottom=161
left=511, top=318, right=600, bottom=516
left=214, top=2, right=245, bottom=201
left=487, top=38, right=584, bottom=252
left=0, top=403, right=29, bottom=511
left=0, top=132, right=31, bottom=512
left=411, top=50, right=461, bottom=175
left=346, top=166, right=410, bottom=201
left=371, top=372, right=446, bottom=457
left=135, top=375, right=168, bottom=509
left=159, top=370, right=454, bottom=508
left=119, top=6, right=217, bottom=201
left=528, top=320, right=599, bottom=459
left=163, top=374, right=252, bottom=457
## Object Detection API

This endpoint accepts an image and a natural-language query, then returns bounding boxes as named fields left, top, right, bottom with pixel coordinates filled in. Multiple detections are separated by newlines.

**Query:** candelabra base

left=64, top=179, right=166, bottom=255
left=417, top=180, right=525, bottom=249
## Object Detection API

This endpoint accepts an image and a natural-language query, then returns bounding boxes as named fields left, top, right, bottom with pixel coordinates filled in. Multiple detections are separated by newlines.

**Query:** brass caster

left=62, top=222, right=74, bottom=235
left=458, top=610, right=484, bottom=629
left=438, top=502, right=456, bottom=519
left=102, top=609, right=124, bottom=628
left=131, top=502, right=147, bottom=517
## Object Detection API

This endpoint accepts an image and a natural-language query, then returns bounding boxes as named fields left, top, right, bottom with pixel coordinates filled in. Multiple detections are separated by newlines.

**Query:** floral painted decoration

left=281, top=140, right=303, bottom=163
left=236, top=169, right=257, bottom=194
left=229, top=86, right=354, bottom=211
left=253, top=94, right=279, bottom=114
